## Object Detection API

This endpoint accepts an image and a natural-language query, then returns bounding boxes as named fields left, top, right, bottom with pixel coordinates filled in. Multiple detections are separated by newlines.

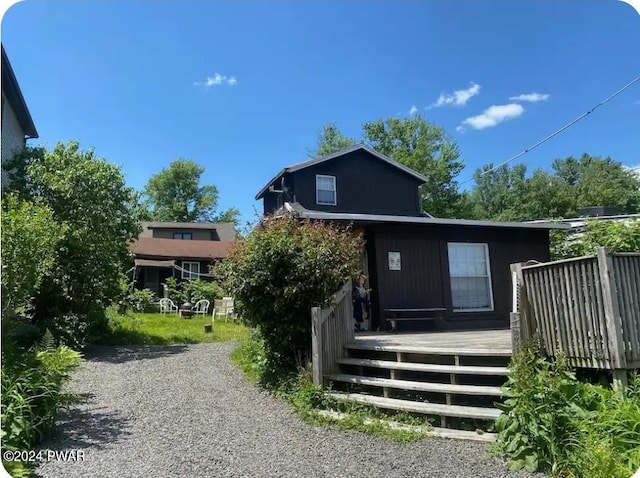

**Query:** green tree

left=4, top=141, right=140, bottom=342
left=469, top=164, right=528, bottom=221
left=306, top=122, right=356, bottom=158
left=215, top=214, right=364, bottom=382
left=144, top=159, right=219, bottom=222
left=362, top=115, right=465, bottom=217
left=1, top=194, right=65, bottom=315
left=551, top=153, right=640, bottom=214
left=214, top=206, right=241, bottom=228
left=551, top=220, right=640, bottom=260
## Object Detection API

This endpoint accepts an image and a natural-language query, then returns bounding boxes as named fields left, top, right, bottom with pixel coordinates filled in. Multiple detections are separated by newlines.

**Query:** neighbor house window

left=316, top=175, right=337, bottom=206
left=447, top=243, right=494, bottom=312
left=173, top=232, right=193, bottom=240
left=182, top=261, right=200, bottom=280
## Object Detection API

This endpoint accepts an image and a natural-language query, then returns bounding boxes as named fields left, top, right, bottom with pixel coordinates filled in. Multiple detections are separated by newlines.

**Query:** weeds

left=495, top=340, right=640, bottom=477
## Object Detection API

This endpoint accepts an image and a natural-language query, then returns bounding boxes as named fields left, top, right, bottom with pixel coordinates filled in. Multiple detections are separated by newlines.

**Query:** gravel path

left=35, top=342, right=539, bottom=478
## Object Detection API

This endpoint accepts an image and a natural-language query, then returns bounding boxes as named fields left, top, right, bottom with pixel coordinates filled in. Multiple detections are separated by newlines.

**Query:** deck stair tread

left=327, top=374, right=504, bottom=396
left=328, top=392, right=501, bottom=420
left=316, top=410, right=497, bottom=442
left=336, top=358, right=509, bottom=376
left=345, top=342, right=512, bottom=357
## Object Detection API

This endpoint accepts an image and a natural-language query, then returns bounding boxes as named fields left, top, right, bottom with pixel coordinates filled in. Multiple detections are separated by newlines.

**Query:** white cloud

left=409, top=105, right=418, bottom=115
left=457, top=103, right=525, bottom=132
left=509, top=92, right=550, bottom=102
left=428, top=82, right=481, bottom=109
left=194, top=73, right=237, bottom=88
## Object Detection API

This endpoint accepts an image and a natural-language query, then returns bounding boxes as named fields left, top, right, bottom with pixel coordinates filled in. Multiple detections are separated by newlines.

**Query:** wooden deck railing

left=511, top=247, right=640, bottom=386
left=311, top=281, right=353, bottom=386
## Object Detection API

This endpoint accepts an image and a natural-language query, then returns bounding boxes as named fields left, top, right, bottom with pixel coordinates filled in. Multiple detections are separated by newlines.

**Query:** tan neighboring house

left=1, top=44, right=38, bottom=188
left=129, top=221, right=237, bottom=296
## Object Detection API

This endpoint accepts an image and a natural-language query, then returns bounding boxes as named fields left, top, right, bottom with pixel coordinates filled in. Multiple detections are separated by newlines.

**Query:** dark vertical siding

left=370, top=224, right=550, bottom=331
left=291, top=150, right=423, bottom=216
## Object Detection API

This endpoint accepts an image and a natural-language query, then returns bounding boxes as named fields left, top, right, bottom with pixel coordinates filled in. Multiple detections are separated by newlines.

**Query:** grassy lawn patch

left=96, top=312, right=249, bottom=345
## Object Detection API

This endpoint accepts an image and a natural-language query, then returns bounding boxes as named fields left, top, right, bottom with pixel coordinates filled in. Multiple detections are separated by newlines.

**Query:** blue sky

left=2, top=0, right=639, bottom=225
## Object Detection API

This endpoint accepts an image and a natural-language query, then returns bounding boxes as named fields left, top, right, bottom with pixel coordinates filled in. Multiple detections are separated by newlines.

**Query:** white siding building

left=1, top=45, right=38, bottom=188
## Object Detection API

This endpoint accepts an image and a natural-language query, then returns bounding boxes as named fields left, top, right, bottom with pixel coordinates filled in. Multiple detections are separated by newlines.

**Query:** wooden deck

left=351, top=329, right=512, bottom=356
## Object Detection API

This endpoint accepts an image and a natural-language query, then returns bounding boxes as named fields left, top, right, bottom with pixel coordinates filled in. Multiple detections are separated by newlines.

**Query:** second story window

left=316, top=175, right=337, bottom=206
left=173, top=232, right=193, bottom=240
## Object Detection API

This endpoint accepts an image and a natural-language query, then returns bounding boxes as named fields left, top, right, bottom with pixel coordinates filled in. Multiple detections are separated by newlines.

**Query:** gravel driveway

left=35, top=342, right=539, bottom=478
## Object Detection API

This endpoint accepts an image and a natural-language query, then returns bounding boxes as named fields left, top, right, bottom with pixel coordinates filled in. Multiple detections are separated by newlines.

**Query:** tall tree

left=551, top=153, right=640, bottom=214
left=144, top=159, right=219, bottom=222
left=214, top=207, right=241, bottom=228
left=362, top=115, right=465, bottom=217
left=307, top=122, right=356, bottom=158
left=3, top=141, right=140, bottom=343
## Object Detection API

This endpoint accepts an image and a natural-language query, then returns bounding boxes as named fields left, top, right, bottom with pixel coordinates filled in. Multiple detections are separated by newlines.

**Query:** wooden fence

left=311, top=281, right=354, bottom=386
left=511, top=248, right=640, bottom=386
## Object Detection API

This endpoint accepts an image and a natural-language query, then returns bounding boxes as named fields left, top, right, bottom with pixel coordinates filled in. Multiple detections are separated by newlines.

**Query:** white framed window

left=316, top=175, right=337, bottom=206
left=182, top=261, right=200, bottom=280
left=447, top=243, right=494, bottom=312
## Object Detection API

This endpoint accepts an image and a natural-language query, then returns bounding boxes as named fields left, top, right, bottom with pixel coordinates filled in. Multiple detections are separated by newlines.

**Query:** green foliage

left=162, top=277, right=223, bottom=307
left=3, top=141, right=141, bottom=346
left=126, top=288, right=158, bottom=313
left=551, top=220, right=640, bottom=260
left=469, top=154, right=640, bottom=221
left=1, top=194, right=65, bottom=314
left=1, top=341, right=81, bottom=470
left=214, top=207, right=241, bottom=229
left=95, top=311, right=249, bottom=345
left=495, top=342, right=640, bottom=477
left=306, top=122, right=357, bottom=158
left=216, top=213, right=364, bottom=374
left=143, top=158, right=219, bottom=222
left=362, top=115, right=465, bottom=218
left=184, top=279, right=223, bottom=305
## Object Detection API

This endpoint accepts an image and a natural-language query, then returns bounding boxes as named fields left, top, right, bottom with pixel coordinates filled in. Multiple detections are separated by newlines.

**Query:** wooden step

left=327, top=374, right=504, bottom=396
left=316, top=410, right=497, bottom=442
left=345, top=342, right=512, bottom=357
left=336, top=357, right=509, bottom=376
left=328, top=392, right=501, bottom=420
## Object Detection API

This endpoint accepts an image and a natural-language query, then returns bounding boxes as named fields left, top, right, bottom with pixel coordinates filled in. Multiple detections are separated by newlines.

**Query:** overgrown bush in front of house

left=1, top=330, right=82, bottom=477
left=126, top=288, right=158, bottom=313
left=550, top=219, right=640, bottom=260
left=495, top=340, right=640, bottom=477
left=163, top=277, right=223, bottom=307
left=216, top=213, right=364, bottom=386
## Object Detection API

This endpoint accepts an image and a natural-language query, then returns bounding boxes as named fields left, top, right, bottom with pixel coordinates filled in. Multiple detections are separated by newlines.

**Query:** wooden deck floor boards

left=351, top=329, right=512, bottom=355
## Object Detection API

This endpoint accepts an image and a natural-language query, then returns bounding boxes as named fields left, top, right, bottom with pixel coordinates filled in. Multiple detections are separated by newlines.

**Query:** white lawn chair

left=192, top=299, right=210, bottom=316
left=159, top=298, right=178, bottom=315
left=212, top=297, right=235, bottom=322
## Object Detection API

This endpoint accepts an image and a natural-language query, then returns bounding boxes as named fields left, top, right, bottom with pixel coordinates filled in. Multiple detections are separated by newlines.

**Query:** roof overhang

left=134, top=258, right=176, bottom=268
left=255, top=144, right=428, bottom=200
left=278, top=202, right=570, bottom=231
left=1, top=45, right=38, bottom=139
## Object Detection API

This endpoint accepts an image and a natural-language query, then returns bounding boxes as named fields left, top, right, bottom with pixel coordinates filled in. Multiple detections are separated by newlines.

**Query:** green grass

left=95, top=312, right=250, bottom=345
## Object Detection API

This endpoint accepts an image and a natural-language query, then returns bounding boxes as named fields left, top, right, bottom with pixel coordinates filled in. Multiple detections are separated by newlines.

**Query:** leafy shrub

left=163, top=278, right=223, bottom=307
left=126, top=288, right=158, bottom=313
left=0, top=194, right=65, bottom=314
left=164, top=277, right=186, bottom=305
left=551, top=219, right=640, bottom=260
left=217, top=213, right=364, bottom=377
left=185, top=279, right=223, bottom=305
left=1, top=332, right=82, bottom=472
left=496, top=341, right=640, bottom=477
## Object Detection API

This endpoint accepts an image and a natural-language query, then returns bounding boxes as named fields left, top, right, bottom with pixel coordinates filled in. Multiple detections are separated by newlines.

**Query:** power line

left=458, top=75, right=640, bottom=187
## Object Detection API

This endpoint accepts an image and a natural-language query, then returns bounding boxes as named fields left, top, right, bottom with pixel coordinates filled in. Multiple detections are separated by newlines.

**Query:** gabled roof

left=139, top=221, right=237, bottom=242
left=1, top=45, right=38, bottom=139
left=130, top=238, right=234, bottom=261
left=255, top=144, right=428, bottom=200
left=278, top=202, right=570, bottom=231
